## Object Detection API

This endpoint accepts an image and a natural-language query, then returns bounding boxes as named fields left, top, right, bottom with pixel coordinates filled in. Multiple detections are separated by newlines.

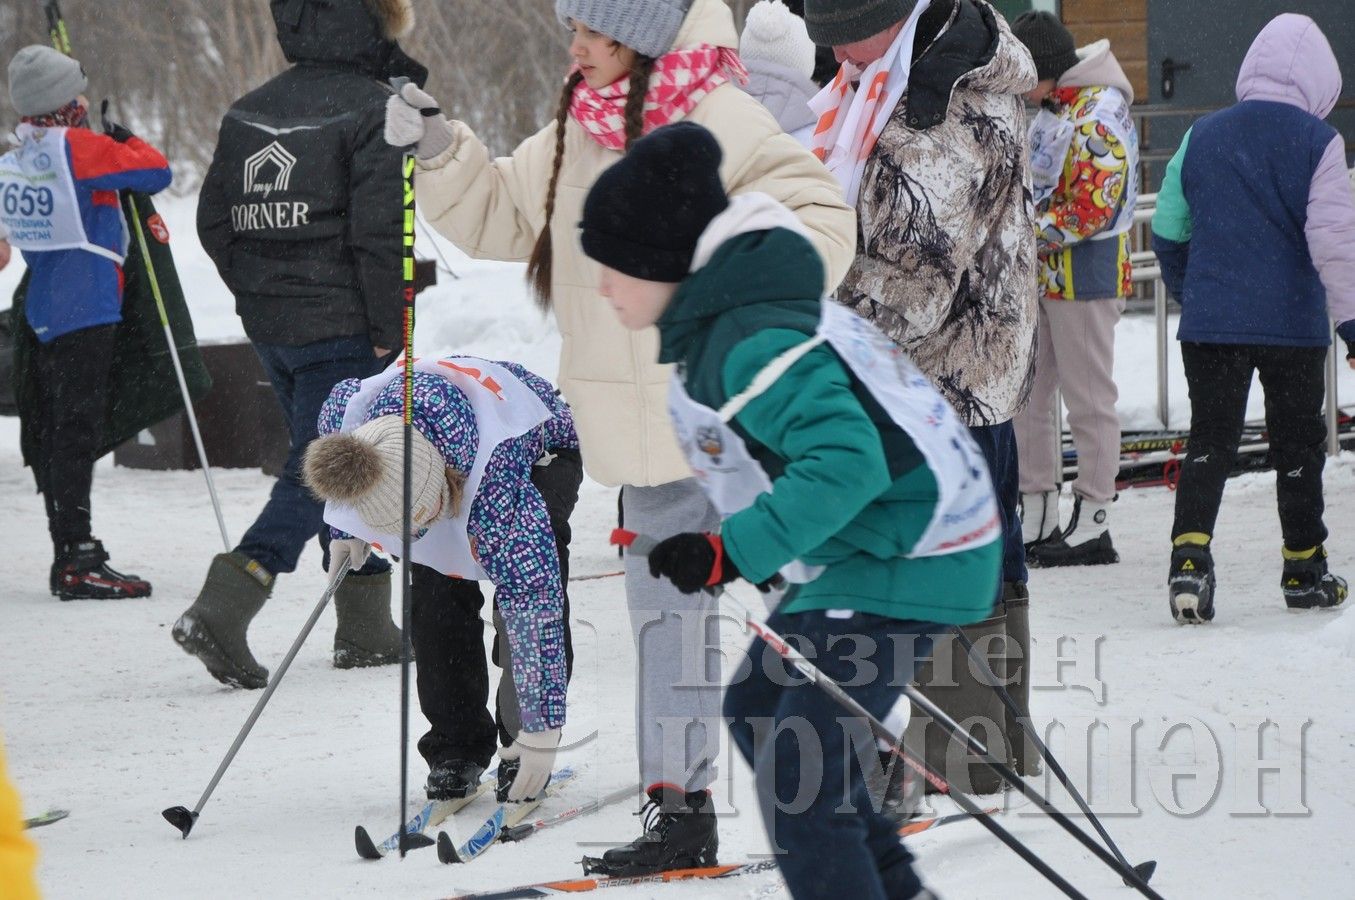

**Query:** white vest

left=324, top=357, right=551, bottom=580
left=668, top=302, right=1000, bottom=584
left=1028, top=86, right=1139, bottom=241
left=0, top=124, right=126, bottom=263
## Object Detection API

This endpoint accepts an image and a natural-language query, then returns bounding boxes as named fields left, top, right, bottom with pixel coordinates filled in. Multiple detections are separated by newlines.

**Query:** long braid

left=622, top=56, right=656, bottom=150
left=527, top=70, right=585, bottom=310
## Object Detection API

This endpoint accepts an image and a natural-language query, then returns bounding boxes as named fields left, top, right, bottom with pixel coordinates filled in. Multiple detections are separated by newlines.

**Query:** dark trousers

left=1173, top=342, right=1329, bottom=550
left=237, top=335, right=390, bottom=577
left=968, top=420, right=1027, bottom=586
left=32, top=324, right=118, bottom=551
left=725, top=610, right=942, bottom=900
left=413, top=447, right=583, bottom=768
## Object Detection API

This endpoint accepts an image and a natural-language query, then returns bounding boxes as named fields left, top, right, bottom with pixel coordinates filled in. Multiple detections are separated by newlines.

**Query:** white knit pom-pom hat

left=740, top=0, right=817, bottom=80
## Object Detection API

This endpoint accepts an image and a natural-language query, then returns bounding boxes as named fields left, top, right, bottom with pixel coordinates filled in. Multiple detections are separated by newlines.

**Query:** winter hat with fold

left=555, top=0, right=694, bottom=59
left=8, top=45, right=87, bottom=117
left=579, top=121, right=729, bottom=283
left=1011, top=11, right=1080, bottom=83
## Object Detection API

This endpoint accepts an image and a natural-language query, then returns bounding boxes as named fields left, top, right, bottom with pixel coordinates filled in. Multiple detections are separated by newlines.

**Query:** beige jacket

left=414, top=0, right=856, bottom=487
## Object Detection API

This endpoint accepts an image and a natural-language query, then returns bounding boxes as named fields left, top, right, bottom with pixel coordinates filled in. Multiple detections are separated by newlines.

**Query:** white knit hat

left=303, top=416, right=450, bottom=537
left=740, top=1, right=816, bottom=80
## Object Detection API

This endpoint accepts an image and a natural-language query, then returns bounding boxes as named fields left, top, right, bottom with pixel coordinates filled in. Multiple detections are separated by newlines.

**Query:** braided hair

left=526, top=55, right=657, bottom=309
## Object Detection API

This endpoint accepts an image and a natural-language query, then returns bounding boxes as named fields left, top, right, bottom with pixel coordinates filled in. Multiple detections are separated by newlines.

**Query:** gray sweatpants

left=621, top=479, right=722, bottom=792
left=1014, top=297, right=1124, bottom=503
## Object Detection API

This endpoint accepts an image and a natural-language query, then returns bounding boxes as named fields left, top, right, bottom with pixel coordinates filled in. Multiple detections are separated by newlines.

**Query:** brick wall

left=1060, top=0, right=1149, bottom=103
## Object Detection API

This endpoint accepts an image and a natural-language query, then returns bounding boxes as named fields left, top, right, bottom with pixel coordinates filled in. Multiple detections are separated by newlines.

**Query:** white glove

left=499, top=727, right=562, bottom=802
left=328, top=538, right=371, bottom=578
left=384, top=82, right=455, bottom=160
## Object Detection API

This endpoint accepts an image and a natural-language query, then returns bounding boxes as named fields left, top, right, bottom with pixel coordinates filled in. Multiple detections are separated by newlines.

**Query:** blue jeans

left=968, top=420, right=1027, bottom=586
left=725, top=610, right=943, bottom=900
left=236, top=335, right=391, bottom=577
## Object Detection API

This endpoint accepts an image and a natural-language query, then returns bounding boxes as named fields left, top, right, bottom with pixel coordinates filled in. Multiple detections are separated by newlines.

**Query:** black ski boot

left=1282, top=546, right=1349, bottom=610
left=1168, top=541, right=1215, bottom=625
left=582, top=786, right=717, bottom=876
left=51, top=540, right=152, bottom=600
left=426, top=759, right=485, bottom=801
left=173, top=552, right=273, bottom=689
left=333, top=571, right=403, bottom=668
left=868, top=749, right=922, bottom=825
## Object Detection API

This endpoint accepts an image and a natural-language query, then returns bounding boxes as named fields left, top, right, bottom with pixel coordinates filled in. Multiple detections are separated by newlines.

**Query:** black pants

left=32, top=324, right=118, bottom=551
left=1173, top=343, right=1328, bottom=550
left=412, top=448, right=583, bottom=768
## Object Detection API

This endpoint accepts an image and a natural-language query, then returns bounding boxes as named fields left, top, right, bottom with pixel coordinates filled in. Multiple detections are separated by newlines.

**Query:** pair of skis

left=441, top=807, right=997, bottom=899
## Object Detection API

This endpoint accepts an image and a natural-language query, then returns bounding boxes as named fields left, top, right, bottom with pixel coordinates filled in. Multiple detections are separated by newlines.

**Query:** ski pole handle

left=388, top=76, right=442, bottom=117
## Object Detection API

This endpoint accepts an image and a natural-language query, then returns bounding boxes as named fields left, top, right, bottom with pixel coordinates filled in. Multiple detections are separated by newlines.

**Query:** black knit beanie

left=1011, top=11, right=1079, bottom=83
left=802, top=0, right=917, bottom=47
left=579, top=122, right=729, bottom=283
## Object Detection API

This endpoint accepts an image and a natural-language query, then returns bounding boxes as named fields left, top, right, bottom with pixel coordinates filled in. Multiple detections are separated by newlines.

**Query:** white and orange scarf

left=568, top=45, right=748, bottom=152
left=807, top=0, right=931, bottom=205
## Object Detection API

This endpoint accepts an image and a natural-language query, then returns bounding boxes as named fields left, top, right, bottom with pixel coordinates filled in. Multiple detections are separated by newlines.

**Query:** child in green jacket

left=580, top=122, right=1002, bottom=900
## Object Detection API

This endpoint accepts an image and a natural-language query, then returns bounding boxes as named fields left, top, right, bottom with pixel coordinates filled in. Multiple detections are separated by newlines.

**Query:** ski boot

left=869, top=748, right=923, bottom=825
left=1281, top=546, right=1349, bottom=610
left=1168, top=536, right=1215, bottom=625
left=582, top=785, right=717, bottom=876
left=333, top=571, right=403, bottom=668
left=51, top=539, right=152, bottom=600
left=173, top=552, right=273, bottom=689
left=426, top=759, right=485, bottom=801
left=1027, top=496, right=1119, bottom=567
left=1020, top=490, right=1060, bottom=553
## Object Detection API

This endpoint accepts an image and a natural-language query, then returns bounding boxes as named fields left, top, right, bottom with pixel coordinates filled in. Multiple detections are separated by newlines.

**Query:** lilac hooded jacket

left=1152, top=14, right=1355, bottom=347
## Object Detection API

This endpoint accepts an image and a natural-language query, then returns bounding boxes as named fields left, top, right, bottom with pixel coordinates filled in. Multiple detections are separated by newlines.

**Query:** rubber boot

left=172, top=552, right=273, bottom=689
left=906, top=608, right=1010, bottom=795
left=333, top=571, right=403, bottom=668
left=999, top=582, right=1040, bottom=776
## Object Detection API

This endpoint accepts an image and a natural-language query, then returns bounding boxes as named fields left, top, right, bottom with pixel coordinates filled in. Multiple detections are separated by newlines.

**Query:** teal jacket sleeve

left=717, top=329, right=893, bottom=584
left=1151, top=127, right=1194, bottom=300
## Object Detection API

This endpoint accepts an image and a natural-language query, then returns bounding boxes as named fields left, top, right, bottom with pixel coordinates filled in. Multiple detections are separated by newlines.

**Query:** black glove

left=648, top=533, right=740, bottom=595
left=100, top=100, right=133, bottom=143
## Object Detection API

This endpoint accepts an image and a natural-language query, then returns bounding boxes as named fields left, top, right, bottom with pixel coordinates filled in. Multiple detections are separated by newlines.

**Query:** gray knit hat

left=555, top=0, right=693, bottom=59
left=802, top=0, right=916, bottom=46
left=8, top=45, right=87, bottom=117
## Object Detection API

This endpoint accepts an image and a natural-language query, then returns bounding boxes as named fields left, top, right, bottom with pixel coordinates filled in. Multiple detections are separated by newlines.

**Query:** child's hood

left=659, top=193, right=825, bottom=357
left=1235, top=13, right=1341, bottom=118
left=1058, top=39, right=1134, bottom=105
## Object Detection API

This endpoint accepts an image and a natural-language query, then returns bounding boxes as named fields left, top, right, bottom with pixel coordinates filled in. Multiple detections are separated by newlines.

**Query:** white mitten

left=499, top=727, right=562, bottom=802
left=384, top=82, right=455, bottom=160
left=327, top=538, right=371, bottom=578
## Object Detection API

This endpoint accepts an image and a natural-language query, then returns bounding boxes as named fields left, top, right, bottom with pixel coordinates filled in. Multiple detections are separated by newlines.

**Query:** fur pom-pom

left=364, top=0, right=415, bottom=39
left=303, top=433, right=385, bottom=502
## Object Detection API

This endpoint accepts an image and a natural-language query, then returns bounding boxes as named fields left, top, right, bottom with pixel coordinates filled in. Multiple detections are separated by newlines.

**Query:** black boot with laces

left=582, top=785, right=717, bottom=876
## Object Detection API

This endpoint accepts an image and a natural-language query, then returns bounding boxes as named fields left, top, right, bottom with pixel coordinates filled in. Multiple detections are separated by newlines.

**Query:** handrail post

left=1155, top=277, right=1169, bottom=430
left=1328, top=322, right=1340, bottom=458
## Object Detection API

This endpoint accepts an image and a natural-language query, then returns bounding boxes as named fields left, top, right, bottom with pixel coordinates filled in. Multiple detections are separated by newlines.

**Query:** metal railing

left=1127, top=193, right=1341, bottom=456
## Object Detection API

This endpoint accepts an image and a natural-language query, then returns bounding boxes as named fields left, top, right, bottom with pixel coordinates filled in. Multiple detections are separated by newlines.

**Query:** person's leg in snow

left=594, top=479, right=721, bottom=872
left=174, top=336, right=396, bottom=687
left=1255, top=346, right=1348, bottom=609
left=34, top=323, right=151, bottom=600
left=725, top=610, right=943, bottom=900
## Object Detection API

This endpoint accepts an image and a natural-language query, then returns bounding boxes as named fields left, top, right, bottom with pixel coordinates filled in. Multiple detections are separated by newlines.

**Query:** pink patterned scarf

left=568, top=45, right=748, bottom=152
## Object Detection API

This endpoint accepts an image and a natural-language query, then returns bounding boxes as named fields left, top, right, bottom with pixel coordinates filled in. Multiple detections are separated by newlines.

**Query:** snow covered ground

left=3, top=195, right=1355, bottom=899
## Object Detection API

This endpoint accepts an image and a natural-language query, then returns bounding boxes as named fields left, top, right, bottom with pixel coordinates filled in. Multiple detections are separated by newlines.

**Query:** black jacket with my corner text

left=197, top=0, right=426, bottom=348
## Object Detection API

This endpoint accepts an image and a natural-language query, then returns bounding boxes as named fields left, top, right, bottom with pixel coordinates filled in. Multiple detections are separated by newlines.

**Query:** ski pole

left=44, top=0, right=71, bottom=54
left=394, top=99, right=420, bottom=857
left=162, top=562, right=350, bottom=838
left=612, top=530, right=1089, bottom=900
left=126, top=192, right=231, bottom=552
left=952, top=627, right=1158, bottom=886
left=48, top=9, right=231, bottom=553
left=499, top=783, right=640, bottom=843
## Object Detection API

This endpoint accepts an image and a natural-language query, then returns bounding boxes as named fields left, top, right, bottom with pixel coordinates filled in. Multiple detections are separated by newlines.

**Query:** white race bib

left=324, top=357, right=551, bottom=580
left=0, top=124, right=125, bottom=263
